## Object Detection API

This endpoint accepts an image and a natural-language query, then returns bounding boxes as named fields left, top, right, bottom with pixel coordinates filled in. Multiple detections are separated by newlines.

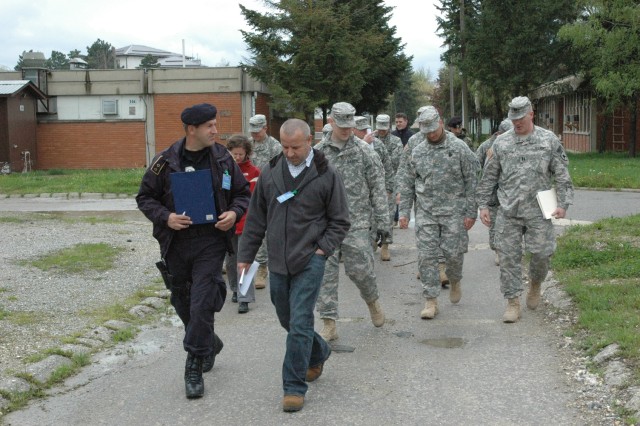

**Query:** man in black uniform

left=136, top=103, right=250, bottom=399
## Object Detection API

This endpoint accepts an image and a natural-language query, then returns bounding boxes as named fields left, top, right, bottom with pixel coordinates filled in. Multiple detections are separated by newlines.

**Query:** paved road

left=3, top=190, right=639, bottom=425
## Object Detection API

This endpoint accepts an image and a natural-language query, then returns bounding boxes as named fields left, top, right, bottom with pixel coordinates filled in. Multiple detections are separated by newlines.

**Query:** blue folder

left=170, top=169, right=217, bottom=224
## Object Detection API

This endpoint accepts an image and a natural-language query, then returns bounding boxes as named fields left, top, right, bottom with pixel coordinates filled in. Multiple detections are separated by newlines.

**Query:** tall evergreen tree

left=336, top=0, right=412, bottom=115
left=240, top=0, right=410, bottom=123
left=45, top=51, right=69, bottom=70
left=86, top=39, right=115, bottom=69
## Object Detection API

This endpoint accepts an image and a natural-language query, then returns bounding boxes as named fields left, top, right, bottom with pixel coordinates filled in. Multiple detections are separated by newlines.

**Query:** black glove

left=376, top=229, right=390, bottom=247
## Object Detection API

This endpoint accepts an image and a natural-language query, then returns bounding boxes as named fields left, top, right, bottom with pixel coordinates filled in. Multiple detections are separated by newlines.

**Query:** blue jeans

left=269, top=254, right=331, bottom=396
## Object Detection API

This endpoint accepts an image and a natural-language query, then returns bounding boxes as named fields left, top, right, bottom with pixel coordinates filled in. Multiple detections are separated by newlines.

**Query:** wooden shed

left=0, top=80, right=47, bottom=173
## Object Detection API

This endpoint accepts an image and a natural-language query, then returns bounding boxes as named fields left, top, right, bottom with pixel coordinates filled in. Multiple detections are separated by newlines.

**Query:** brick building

left=0, top=67, right=273, bottom=170
left=531, top=75, right=640, bottom=153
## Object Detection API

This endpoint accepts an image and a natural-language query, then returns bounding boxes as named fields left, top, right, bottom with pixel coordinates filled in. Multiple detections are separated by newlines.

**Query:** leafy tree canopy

left=559, top=0, right=640, bottom=110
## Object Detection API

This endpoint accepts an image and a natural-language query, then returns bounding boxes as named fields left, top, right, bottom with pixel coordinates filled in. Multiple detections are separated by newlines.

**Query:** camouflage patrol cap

left=249, top=114, right=267, bottom=132
left=508, top=96, right=532, bottom=120
left=330, top=102, right=357, bottom=128
left=418, top=106, right=441, bottom=134
left=375, top=114, right=391, bottom=130
left=354, top=116, right=371, bottom=130
left=498, top=118, right=514, bottom=133
left=411, top=106, right=429, bottom=129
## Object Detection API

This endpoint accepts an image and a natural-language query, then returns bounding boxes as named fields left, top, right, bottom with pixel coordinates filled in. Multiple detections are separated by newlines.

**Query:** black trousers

left=166, top=228, right=227, bottom=357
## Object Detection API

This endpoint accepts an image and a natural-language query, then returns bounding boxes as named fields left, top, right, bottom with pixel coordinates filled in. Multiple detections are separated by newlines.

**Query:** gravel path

left=0, top=211, right=157, bottom=376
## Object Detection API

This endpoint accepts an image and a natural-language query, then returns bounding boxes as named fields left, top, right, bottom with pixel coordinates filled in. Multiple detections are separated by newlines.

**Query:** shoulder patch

left=557, top=146, right=569, bottom=163
left=151, top=155, right=167, bottom=176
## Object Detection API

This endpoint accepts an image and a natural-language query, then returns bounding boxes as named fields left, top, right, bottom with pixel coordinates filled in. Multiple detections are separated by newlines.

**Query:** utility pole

left=460, top=0, right=469, bottom=129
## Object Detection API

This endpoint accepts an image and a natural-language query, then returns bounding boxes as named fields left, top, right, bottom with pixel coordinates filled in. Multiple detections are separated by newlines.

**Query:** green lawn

left=0, top=168, right=145, bottom=195
left=567, top=152, right=640, bottom=189
left=0, top=152, right=639, bottom=195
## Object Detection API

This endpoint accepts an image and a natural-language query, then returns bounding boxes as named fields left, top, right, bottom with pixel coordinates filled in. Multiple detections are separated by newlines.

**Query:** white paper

left=238, top=261, right=260, bottom=296
left=536, top=188, right=557, bottom=220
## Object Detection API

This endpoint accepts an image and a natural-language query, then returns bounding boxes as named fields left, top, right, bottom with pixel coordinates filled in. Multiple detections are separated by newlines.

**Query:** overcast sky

left=0, top=0, right=445, bottom=76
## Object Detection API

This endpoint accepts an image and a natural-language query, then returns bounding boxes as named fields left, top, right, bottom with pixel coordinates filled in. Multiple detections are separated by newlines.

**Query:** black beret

left=447, top=116, right=462, bottom=128
left=181, top=103, right=217, bottom=125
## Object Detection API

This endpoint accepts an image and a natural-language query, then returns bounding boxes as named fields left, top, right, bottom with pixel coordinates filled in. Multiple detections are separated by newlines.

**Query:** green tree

left=337, top=0, right=412, bottom=115
left=385, top=68, right=418, bottom=121
left=86, top=39, right=115, bottom=69
left=45, top=50, right=69, bottom=70
left=412, top=67, right=436, bottom=111
left=559, top=0, right=639, bottom=157
left=241, top=0, right=366, bottom=124
left=14, top=50, right=32, bottom=70
left=437, top=0, right=578, bottom=122
left=240, top=0, right=410, bottom=124
left=68, top=49, right=84, bottom=60
left=139, top=54, right=160, bottom=69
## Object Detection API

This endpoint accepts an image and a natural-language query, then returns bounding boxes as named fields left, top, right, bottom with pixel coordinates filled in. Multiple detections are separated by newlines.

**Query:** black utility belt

left=174, top=224, right=218, bottom=239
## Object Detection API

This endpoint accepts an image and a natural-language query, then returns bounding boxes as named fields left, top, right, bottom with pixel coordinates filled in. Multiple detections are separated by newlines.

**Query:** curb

left=0, top=193, right=135, bottom=200
left=0, top=290, right=171, bottom=414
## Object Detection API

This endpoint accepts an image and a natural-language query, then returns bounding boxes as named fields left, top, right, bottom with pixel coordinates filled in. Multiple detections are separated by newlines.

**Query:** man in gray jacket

left=238, top=118, right=350, bottom=413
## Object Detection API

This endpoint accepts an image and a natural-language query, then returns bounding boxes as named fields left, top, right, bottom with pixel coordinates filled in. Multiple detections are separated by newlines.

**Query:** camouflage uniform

left=476, top=134, right=499, bottom=250
left=248, top=134, right=281, bottom=265
left=315, top=133, right=389, bottom=320
left=458, top=131, right=474, bottom=151
left=395, top=131, right=447, bottom=266
left=476, top=126, right=574, bottom=299
left=397, top=130, right=479, bottom=298
left=377, top=130, right=403, bottom=243
left=369, top=136, right=395, bottom=246
left=249, top=135, right=281, bottom=170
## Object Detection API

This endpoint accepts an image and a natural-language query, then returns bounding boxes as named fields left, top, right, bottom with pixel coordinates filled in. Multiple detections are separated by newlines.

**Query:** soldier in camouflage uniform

left=353, top=116, right=394, bottom=259
left=248, top=114, right=282, bottom=289
left=315, top=102, right=390, bottom=341
left=476, top=96, right=574, bottom=323
left=397, top=106, right=479, bottom=319
left=476, top=119, right=514, bottom=266
left=447, top=116, right=474, bottom=151
left=374, top=114, right=403, bottom=261
left=396, top=106, right=450, bottom=288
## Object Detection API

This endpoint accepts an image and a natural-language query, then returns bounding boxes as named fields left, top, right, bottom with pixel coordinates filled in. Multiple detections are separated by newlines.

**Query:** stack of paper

left=536, top=188, right=557, bottom=219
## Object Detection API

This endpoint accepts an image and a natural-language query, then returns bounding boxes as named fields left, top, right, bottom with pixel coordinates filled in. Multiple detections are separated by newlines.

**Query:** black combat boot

left=202, top=333, right=224, bottom=373
left=184, top=353, right=204, bottom=398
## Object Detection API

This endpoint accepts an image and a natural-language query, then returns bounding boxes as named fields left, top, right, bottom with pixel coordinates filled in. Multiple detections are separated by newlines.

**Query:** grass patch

left=567, top=152, right=640, bottom=189
left=112, top=327, right=136, bottom=343
left=24, top=348, right=74, bottom=364
left=0, top=168, right=144, bottom=195
left=0, top=216, right=27, bottom=223
left=6, top=311, right=46, bottom=326
left=0, top=306, right=9, bottom=320
left=84, top=283, right=165, bottom=324
left=21, top=243, right=123, bottom=274
left=553, top=214, right=640, bottom=365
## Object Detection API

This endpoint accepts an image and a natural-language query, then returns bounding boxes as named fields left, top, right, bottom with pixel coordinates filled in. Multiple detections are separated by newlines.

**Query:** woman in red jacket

left=225, top=134, right=261, bottom=313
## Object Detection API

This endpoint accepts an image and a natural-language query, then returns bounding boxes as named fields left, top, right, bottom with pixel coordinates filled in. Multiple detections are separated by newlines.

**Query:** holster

left=155, top=260, right=173, bottom=291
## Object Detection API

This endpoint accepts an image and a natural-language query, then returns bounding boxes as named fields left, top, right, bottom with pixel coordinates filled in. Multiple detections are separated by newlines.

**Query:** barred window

left=563, top=92, right=591, bottom=134
left=535, top=98, right=557, bottom=133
